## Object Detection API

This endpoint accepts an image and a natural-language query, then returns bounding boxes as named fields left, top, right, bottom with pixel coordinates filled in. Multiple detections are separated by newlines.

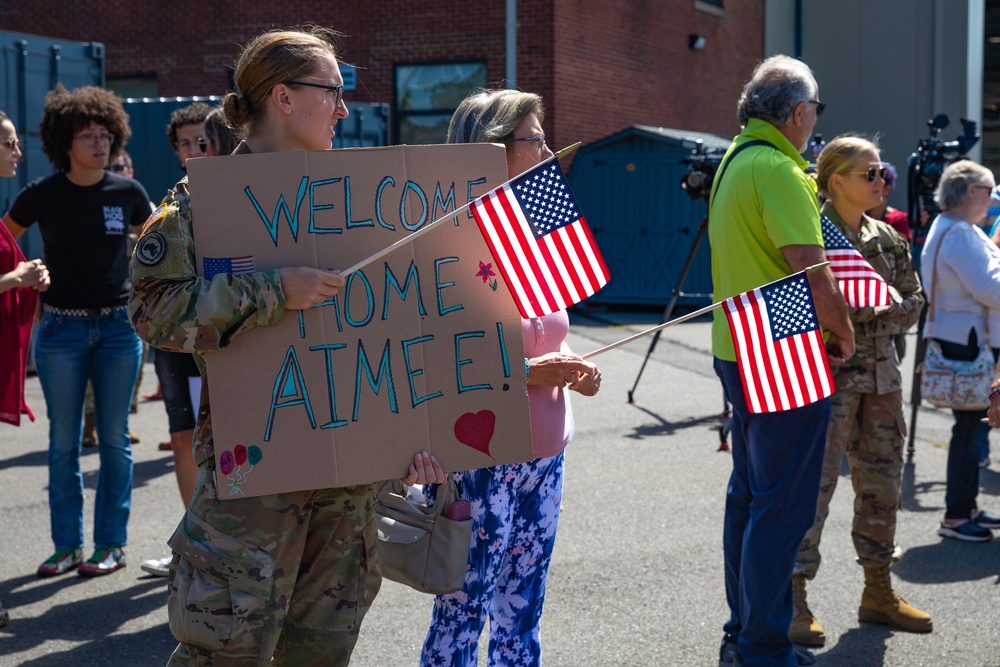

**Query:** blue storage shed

left=568, top=125, right=731, bottom=307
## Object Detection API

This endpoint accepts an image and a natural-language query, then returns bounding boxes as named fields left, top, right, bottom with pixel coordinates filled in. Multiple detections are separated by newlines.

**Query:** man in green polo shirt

left=709, top=55, right=854, bottom=667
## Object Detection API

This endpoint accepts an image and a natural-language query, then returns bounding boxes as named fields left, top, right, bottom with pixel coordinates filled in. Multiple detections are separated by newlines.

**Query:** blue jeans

left=34, top=308, right=142, bottom=550
left=934, top=337, right=1000, bottom=520
left=714, top=358, right=829, bottom=667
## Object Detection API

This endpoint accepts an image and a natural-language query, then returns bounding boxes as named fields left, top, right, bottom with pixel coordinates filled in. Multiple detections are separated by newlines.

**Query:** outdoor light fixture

left=689, top=34, right=707, bottom=51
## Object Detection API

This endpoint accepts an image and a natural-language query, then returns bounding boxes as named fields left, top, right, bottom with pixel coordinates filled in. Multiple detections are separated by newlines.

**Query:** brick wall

left=0, top=0, right=764, bottom=145
left=552, top=0, right=764, bottom=151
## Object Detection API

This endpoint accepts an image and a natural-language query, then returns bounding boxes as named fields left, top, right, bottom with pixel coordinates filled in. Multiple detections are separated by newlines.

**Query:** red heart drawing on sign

left=454, top=410, right=497, bottom=459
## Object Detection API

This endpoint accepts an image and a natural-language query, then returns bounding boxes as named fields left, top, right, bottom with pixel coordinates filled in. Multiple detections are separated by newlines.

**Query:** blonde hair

left=223, top=25, right=340, bottom=129
left=816, top=135, right=880, bottom=198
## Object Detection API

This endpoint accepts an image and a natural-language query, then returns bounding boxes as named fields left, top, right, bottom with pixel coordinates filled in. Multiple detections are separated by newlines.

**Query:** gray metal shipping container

left=568, top=125, right=731, bottom=308
left=122, top=98, right=392, bottom=206
left=0, top=29, right=105, bottom=260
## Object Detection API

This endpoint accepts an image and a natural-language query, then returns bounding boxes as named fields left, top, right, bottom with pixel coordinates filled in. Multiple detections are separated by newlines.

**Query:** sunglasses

left=807, top=99, right=827, bottom=116
left=849, top=165, right=887, bottom=182
left=109, top=163, right=127, bottom=172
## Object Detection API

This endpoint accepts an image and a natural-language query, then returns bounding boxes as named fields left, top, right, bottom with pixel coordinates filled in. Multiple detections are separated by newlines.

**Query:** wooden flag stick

left=581, top=262, right=831, bottom=360
left=340, top=142, right=582, bottom=276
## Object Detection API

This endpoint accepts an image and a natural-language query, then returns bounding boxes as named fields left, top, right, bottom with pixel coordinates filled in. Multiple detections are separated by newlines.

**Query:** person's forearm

left=0, top=269, right=21, bottom=294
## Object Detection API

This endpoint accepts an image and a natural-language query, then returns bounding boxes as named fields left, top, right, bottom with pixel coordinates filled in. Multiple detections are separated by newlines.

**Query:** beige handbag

left=920, top=224, right=996, bottom=411
left=374, top=478, right=473, bottom=595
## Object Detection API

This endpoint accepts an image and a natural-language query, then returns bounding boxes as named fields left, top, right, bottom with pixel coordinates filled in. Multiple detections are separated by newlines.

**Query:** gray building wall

left=765, top=0, right=985, bottom=209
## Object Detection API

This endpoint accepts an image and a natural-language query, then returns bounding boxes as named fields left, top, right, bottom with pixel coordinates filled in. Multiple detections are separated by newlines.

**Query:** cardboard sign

left=186, top=144, right=534, bottom=498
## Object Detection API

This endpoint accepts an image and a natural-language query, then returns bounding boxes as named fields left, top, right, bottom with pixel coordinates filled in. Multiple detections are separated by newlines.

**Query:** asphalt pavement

left=1, top=308, right=998, bottom=667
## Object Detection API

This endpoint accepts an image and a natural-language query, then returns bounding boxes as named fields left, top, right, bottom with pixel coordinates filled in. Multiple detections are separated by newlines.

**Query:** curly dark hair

left=40, top=84, right=131, bottom=172
left=167, top=102, right=212, bottom=147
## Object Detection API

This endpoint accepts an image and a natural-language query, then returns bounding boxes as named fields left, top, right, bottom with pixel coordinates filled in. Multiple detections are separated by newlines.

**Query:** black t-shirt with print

left=8, top=172, right=151, bottom=309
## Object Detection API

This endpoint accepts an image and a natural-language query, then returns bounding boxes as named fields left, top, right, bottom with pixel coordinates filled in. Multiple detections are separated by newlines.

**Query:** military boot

left=858, top=564, right=932, bottom=633
left=789, top=573, right=825, bottom=646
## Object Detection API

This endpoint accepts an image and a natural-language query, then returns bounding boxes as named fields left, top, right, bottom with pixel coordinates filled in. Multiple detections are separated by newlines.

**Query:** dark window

left=394, top=62, right=487, bottom=144
left=107, top=76, right=157, bottom=99
left=694, top=0, right=724, bottom=15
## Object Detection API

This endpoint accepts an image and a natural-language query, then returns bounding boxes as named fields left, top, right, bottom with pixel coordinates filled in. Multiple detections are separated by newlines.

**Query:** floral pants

left=421, top=452, right=565, bottom=667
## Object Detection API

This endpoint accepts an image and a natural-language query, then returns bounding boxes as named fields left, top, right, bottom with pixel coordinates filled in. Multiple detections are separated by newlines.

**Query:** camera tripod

left=625, top=217, right=732, bottom=450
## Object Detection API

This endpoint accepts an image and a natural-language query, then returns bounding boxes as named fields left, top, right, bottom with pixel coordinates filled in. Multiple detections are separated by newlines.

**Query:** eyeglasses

left=283, top=80, right=345, bottom=107
left=807, top=99, right=827, bottom=117
left=109, top=163, right=127, bottom=172
left=2, top=138, right=20, bottom=151
left=198, top=138, right=208, bottom=153
left=75, top=131, right=114, bottom=145
left=850, top=165, right=887, bottom=182
left=175, top=138, right=205, bottom=152
left=514, top=134, right=546, bottom=148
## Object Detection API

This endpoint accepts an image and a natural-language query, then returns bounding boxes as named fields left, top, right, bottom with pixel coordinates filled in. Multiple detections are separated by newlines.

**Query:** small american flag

left=203, top=255, right=255, bottom=281
left=821, top=215, right=889, bottom=308
left=724, top=272, right=834, bottom=414
left=471, top=160, right=609, bottom=318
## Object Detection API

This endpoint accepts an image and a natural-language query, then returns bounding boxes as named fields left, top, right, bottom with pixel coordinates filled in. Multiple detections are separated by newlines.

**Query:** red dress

left=0, top=222, right=36, bottom=426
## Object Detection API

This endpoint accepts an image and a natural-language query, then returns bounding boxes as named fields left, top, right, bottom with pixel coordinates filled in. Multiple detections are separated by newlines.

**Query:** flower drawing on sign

left=477, top=260, right=497, bottom=291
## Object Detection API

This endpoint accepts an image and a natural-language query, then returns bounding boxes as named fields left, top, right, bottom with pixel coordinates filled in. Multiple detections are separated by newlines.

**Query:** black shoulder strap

left=708, top=139, right=777, bottom=211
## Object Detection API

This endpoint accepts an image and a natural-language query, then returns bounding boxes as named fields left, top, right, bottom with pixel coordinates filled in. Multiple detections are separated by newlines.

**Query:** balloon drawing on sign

left=453, top=410, right=497, bottom=459
left=219, top=450, right=235, bottom=476
left=247, top=445, right=263, bottom=465
left=222, top=444, right=264, bottom=496
left=219, top=449, right=244, bottom=495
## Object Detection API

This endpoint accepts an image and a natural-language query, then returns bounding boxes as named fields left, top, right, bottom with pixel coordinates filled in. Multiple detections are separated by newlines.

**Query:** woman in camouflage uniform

left=791, top=136, right=931, bottom=646
left=129, top=26, right=444, bottom=666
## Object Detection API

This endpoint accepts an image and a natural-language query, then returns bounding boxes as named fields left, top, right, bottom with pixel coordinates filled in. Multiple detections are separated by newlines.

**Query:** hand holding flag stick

left=340, top=142, right=583, bottom=277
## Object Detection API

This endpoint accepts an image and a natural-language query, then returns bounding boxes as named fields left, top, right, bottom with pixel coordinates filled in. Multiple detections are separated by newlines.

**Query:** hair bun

left=222, top=91, right=250, bottom=128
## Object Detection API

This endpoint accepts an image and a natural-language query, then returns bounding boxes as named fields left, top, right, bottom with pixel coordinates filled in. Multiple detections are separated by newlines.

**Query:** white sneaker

left=140, top=556, right=173, bottom=577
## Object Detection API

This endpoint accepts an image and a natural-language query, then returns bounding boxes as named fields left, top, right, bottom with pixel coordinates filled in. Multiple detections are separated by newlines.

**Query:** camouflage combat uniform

left=129, top=167, right=380, bottom=666
left=795, top=204, right=924, bottom=578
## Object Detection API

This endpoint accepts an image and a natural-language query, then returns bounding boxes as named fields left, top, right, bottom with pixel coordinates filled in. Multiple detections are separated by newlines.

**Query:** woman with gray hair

left=920, top=159, right=1000, bottom=542
left=421, top=88, right=602, bottom=667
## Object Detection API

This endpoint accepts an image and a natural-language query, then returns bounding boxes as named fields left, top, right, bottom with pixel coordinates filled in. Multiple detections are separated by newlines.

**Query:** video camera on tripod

left=906, top=114, right=980, bottom=241
left=681, top=134, right=827, bottom=202
left=680, top=140, right=727, bottom=202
